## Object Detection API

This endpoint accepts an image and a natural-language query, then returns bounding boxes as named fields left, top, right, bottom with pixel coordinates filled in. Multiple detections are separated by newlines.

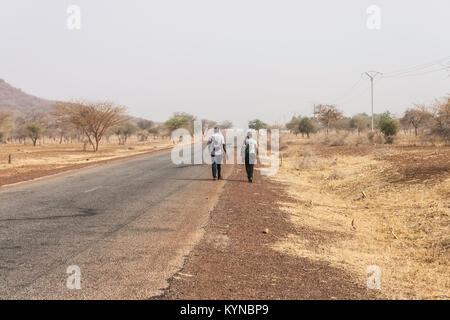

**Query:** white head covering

left=247, top=131, right=252, bottom=138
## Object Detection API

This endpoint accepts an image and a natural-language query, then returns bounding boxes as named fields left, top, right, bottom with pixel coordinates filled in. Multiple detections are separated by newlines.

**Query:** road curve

left=0, top=148, right=229, bottom=299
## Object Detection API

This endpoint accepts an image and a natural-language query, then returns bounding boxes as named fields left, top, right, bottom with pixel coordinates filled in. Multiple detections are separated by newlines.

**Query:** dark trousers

left=245, top=162, right=254, bottom=180
left=245, top=153, right=255, bottom=180
left=211, top=156, right=222, bottom=178
left=212, top=162, right=222, bottom=178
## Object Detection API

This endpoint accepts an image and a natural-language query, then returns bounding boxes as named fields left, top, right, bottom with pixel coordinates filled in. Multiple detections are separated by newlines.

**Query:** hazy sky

left=1, top=0, right=449, bottom=128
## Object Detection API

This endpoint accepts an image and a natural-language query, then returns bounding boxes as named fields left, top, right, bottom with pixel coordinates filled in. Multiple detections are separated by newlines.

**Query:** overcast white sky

left=1, top=0, right=449, bottom=128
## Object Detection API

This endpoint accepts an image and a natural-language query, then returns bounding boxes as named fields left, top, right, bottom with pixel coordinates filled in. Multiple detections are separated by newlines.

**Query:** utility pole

left=362, top=71, right=382, bottom=131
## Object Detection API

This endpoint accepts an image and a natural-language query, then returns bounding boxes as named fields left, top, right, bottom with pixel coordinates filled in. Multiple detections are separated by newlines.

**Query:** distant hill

left=0, top=79, right=56, bottom=116
left=0, top=79, right=157, bottom=125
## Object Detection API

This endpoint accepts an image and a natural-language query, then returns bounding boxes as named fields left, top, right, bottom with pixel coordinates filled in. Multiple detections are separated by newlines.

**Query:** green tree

left=248, top=119, right=267, bottom=131
left=298, top=117, right=314, bottom=138
left=285, top=116, right=301, bottom=135
left=147, top=126, right=160, bottom=136
left=377, top=112, right=398, bottom=144
left=114, top=122, right=138, bottom=145
left=165, top=114, right=194, bottom=134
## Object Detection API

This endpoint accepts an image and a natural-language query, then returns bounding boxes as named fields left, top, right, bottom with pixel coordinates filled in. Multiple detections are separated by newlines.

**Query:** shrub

left=298, top=117, right=314, bottom=138
left=377, top=112, right=398, bottom=143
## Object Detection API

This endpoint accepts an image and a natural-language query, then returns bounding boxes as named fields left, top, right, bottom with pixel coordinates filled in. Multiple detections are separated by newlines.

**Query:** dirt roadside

left=157, top=165, right=379, bottom=299
left=0, top=144, right=173, bottom=188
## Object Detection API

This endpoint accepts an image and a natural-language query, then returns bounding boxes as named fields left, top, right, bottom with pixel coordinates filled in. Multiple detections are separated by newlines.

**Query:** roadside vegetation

left=270, top=96, right=449, bottom=299
left=0, top=101, right=235, bottom=186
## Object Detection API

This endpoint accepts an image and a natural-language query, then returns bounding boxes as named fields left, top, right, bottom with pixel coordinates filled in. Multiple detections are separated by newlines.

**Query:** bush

left=298, top=117, right=315, bottom=138
left=377, top=112, right=398, bottom=143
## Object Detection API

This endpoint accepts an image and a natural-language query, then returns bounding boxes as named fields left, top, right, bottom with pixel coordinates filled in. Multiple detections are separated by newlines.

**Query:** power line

left=385, top=66, right=450, bottom=78
left=330, top=77, right=364, bottom=104
left=326, top=56, right=449, bottom=107
left=302, top=55, right=450, bottom=127
left=381, top=55, right=450, bottom=78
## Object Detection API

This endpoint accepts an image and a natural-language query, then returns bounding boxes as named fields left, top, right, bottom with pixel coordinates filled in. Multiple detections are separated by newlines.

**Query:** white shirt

left=208, top=133, right=225, bottom=156
left=246, top=138, right=258, bottom=155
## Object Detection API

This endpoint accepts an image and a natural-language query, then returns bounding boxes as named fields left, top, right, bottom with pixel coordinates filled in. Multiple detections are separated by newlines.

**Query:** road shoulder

left=157, top=166, right=378, bottom=299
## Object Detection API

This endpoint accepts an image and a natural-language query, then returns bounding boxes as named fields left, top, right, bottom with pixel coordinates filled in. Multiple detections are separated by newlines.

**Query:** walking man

left=207, top=127, right=226, bottom=180
left=243, top=131, right=258, bottom=183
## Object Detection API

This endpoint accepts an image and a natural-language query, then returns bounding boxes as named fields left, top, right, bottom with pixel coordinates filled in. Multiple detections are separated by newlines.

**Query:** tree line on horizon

left=283, top=96, right=450, bottom=144
left=0, top=102, right=234, bottom=152
left=0, top=95, right=449, bottom=150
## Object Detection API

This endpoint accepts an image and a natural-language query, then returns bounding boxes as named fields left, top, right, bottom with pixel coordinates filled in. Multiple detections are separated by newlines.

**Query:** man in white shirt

left=242, top=131, right=258, bottom=183
left=207, top=127, right=227, bottom=180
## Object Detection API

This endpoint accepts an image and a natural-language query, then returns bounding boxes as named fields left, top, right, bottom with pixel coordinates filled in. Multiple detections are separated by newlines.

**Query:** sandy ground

left=0, top=138, right=173, bottom=187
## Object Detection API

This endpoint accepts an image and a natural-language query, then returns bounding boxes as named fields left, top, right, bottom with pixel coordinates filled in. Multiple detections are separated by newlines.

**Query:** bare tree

left=314, top=104, right=343, bottom=134
left=201, top=119, right=217, bottom=134
left=0, top=111, right=12, bottom=142
left=431, top=97, right=450, bottom=142
left=137, top=119, right=154, bottom=130
left=26, top=122, right=42, bottom=146
left=402, top=105, right=433, bottom=136
left=47, top=114, right=75, bottom=144
left=350, top=113, right=371, bottom=135
left=54, top=101, right=127, bottom=151
left=218, top=120, right=233, bottom=130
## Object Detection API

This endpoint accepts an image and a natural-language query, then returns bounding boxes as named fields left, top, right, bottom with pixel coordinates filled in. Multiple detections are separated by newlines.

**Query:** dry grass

left=288, top=130, right=448, bottom=148
left=271, top=134, right=450, bottom=299
left=0, top=137, right=173, bottom=182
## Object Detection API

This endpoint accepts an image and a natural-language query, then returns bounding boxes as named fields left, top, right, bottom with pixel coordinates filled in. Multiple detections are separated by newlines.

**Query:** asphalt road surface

left=0, top=148, right=229, bottom=299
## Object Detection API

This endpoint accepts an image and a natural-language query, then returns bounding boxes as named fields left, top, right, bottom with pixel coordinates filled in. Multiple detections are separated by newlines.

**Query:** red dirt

left=381, top=146, right=450, bottom=184
left=308, top=144, right=450, bottom=184
left=157, top=166, right=379, bottom=300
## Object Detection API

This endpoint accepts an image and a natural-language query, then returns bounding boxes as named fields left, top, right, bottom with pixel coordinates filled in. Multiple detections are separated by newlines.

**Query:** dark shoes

left=248, top=178, right=252, bottom=183
left=218, top=175, right=222, bottom=180
left=213, top=177, right=216, bottom=181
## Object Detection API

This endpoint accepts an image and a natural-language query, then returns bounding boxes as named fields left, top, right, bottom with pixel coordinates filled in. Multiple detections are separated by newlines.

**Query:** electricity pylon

left=362, top=71, right=383, bottom=131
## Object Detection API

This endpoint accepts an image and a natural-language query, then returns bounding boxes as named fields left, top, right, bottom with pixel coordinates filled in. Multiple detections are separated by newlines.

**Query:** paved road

left=0, top=148, right=229, bottom=299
